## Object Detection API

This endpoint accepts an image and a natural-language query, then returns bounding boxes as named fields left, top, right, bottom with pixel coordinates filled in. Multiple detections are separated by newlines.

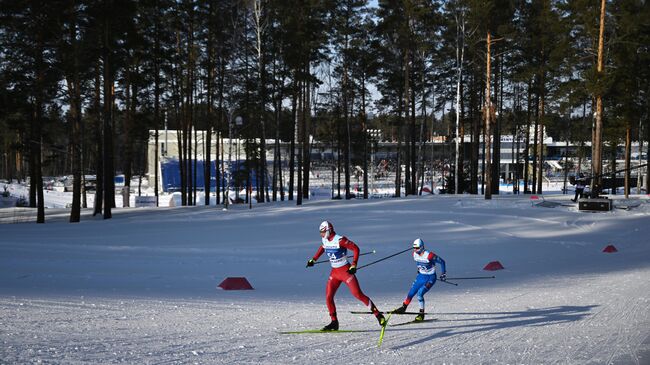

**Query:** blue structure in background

left=160, top=159, right=269, bottom=193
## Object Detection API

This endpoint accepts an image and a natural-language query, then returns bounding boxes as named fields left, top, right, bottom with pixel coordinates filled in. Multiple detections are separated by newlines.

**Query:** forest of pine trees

left=0, top=0, right=648, bottom=222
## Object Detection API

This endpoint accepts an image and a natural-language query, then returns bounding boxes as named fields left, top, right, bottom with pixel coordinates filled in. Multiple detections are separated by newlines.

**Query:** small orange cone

left=602, top=245, right=618, bottom=253
left=483, top=261, right=505, bottom=271
left=218, top=277, right=254, bottom=290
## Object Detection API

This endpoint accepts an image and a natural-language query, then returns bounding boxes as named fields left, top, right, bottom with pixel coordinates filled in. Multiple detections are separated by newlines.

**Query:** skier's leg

left=343, top=272, right=370, bottom=306
left=404, top=282, right=419, bottom=305
left=392, top=275, right=424, bottom=315
left=343, top=271, right=385, bottom=325
left=415, top=282, right=432, bottom=310
left=405, top=274, right=427, bottom=305
left=415, top=277, right=435, bottom=319
left=326, top=275, right=343, bottom=321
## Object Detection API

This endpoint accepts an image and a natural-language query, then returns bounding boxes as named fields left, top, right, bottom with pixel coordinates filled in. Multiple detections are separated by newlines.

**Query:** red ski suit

left=312, top=234, right=372, bottom=320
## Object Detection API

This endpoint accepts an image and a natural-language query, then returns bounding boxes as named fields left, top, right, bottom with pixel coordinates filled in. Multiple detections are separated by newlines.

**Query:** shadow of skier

left=391, top=305, right=598, bottom=350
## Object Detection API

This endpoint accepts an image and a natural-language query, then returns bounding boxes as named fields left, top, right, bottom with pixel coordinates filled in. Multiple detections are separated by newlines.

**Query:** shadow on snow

left=390, top=305, right=598, bottom=350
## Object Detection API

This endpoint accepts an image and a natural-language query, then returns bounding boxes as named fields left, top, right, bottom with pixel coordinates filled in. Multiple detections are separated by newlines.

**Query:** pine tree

left=1, top=0, right=63, bottom=222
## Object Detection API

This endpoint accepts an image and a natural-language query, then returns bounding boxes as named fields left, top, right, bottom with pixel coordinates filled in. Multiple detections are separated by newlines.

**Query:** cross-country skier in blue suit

left=390, top=238, right=446, bottom=321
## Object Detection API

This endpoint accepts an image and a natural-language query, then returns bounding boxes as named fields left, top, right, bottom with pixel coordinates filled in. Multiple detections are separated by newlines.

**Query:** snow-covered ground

left=1, top=193, right=649, bottom=364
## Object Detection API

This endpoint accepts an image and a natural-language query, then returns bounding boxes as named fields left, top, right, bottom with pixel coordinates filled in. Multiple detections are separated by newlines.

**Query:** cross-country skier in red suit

left=306, top=221, right=386, bottom=331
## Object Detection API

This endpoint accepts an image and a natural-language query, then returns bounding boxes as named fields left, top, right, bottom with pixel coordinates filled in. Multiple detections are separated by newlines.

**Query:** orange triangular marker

left=483, top=261, right=505, bottom=271
left=218, top=277, right=254, bottom=290
left=602, top=245, right=618, bottom=253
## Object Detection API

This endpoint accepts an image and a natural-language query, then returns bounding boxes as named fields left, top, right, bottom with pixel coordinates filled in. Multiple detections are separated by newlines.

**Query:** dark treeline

left=0, top=0, right=648, bottom=222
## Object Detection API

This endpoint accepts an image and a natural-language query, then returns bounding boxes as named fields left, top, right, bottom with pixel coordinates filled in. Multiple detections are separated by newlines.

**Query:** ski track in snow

left=1, top=195, right=649, bottom=364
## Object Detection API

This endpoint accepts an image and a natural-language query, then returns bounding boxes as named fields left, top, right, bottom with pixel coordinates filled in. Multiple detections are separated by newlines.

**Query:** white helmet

left=412, top=238, right=424, bottom=250
left=319, top=220, right=334, bottom=234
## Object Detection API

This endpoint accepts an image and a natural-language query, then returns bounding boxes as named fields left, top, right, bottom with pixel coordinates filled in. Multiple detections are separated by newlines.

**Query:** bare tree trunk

left=193, top=126, right=197, bottom=205
left=536, top=82, right=545, bottom=194
left=272, top=93, right=279, bottom=201
left=532, top=93, right=539, bottom=193
left=470, top=74, right=479, bottom=194
left=189, top=6, right=196, bottom=206
left=288, top=78, right=297, bottom=200
left=32, top=47, right=45, bottom=222
left=204, top=1, right=214, bottom=206
left=67, top=5, right=82, bottom=222
left=153, top=0, right=161, bottom=207
left=523, top=80, right=531, bottom=194
left=637, top=122, right=643, bottom=194
left=484, top=32, right=493, bottom=200
left=646, top=122, right=650, bottom=193
left=217, top=59, right=225, bottom=205
left=610, top=143, right=617, bottom=194
left=454, top=69, right=461, bottom=194
left=410, top=63, right=416, bottom=195
left=592, top=0, right=606, bottom=194
left=177, top=106, right=186, bottom=205
left=454, top=12, right=465, bottom=194
left=361, top=72, right=369, bottom=199
left=337, top=115, right=342, bottom=198
left=30, top=27, right=47, bottom=223
left=302, top=67, right=311, bottom=200
left=272, top=62, right=284, bottom=202
left=93, top=60, right=104, bottom=216
left=174, top=30, right=186, bottom=206
left=253, top=0, right=267, bottom=203
left=396, top=48, right=409, bottom=198
left=205, top=117, right=212, bottom=206
left=69, top=90, right=82, bottom=222
left=492, top=55, right=503, bottom=195
left=562, top=133, right=569, bottom=194
left=395, top=132, right=402, bottom=197
left=103, top=18, right=114, bottom=219
left=297, top=79, right=303, bottom=206
left=417, top=77, right=426, bottom=195
left=624, top=126, right=631, bottom=197
left=123, top=69, right=134, bottom=208
left=343, top=68, right=351, bottom=199
left=512, top=96, right=521, bottom=195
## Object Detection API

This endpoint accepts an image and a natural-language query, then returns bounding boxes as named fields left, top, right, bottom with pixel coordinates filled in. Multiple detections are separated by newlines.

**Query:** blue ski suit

left=404, top=249, right=446, bottom=309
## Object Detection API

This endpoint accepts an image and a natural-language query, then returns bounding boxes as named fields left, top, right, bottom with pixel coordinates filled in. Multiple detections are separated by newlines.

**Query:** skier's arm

left=434, top=255, right=446, bottom=274
left=340, top=237, right=360, bottom=266
left=312, top=246, right=325, bottom=261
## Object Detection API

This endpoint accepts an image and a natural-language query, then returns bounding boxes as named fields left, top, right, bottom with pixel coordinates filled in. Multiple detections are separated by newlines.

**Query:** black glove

left=306, top=259, right=315, bottom=268
left=439, top=273, right=447, bottom=281
left=347, top=264, right=357, bottom=275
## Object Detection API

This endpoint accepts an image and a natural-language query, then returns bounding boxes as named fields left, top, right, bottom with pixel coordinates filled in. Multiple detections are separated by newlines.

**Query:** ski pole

left=440, top=280, right=458, bottom=286
left=445, top=276, right=495, bottom=280
left=357, top=248, right=411, bottom=270
left=313, top=250, right=376, bottom=265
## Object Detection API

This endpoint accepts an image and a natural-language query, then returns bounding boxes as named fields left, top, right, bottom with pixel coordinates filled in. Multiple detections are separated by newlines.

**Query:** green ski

left=377, top=312, right=392, bottom=347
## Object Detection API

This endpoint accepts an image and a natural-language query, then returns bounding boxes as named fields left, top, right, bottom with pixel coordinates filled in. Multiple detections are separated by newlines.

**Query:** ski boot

left=391, top=303, right=407, bottom=314
left=322, top=319, right=339, bottom=331
left=376, top=313, right=386, bottom=326
left=414, top=309, right=425, bottom=322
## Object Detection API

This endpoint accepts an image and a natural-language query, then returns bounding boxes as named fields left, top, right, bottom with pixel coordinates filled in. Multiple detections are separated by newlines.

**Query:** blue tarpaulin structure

left=160, top=159, right=269, bottom=193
